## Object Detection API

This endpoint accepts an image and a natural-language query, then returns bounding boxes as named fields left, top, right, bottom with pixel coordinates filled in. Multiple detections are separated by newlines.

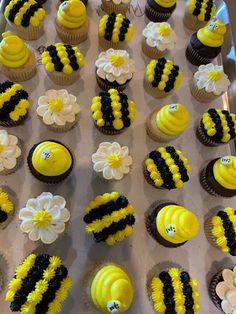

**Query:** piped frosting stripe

left=188, top=0, right=216, bottom=22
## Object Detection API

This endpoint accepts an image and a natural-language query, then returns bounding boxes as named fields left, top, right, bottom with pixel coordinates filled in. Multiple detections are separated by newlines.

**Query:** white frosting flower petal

left=222, top=299, right=233, bottom=313
left=29, top=228, right=40, bottom=241
left=40, top=228, right=58, bottom=244
left=0, top=130, right=9, bottom=145
left=103, top=166, right=113, bottom=180
left=19, top=208, right=34, bottom=219
left=60, top=208, right=70, bottom=222
left=37, top=104, right=48, bottom=116
left=51, top=195, right=66, bottom=210
left=94, top=160, right=107, bottom=172
left=48, top=222, right=65, bottom=234
left=20, top=220, right=34, bottom=233
left=2, top=157, right=16, bottom=169
left=0, top=130, right=21, bottom=172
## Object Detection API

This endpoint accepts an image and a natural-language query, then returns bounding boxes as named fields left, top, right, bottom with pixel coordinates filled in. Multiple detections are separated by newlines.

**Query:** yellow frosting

left=154, top=0, right=176, bottom=8
left=57, top=0, right=86, bottom=29
left=0, top=32, right=30, bottom=68
left=187, top=0, right=216, bottom=22
left=0, top=188, right=14, bottom=214
left=32, top=141, right=72, bottom=176
left=213, top=156, right=236, bottom=190
left=91, top=264, right=133, bottom=313
left=197, top=20, right=226, bottom=47
left=156, top=104, right=189, bottom=136
left=156, top=205, right=199, bottom=244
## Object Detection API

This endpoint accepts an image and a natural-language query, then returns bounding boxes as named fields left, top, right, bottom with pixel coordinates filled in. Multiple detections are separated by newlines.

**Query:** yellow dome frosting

left=213, top=156, right=236, bottom=189
left=197, top=20, right=226, bottom=47
left=154, top=0, right=176, bottom=8
left=156, top=104, right=189, bottom=136
left=0, top=32, right=30, bottom=68
left=57, top=0, right=86, bottom=29
left=32, top=141, right=72, bottom=176
left=156, top=205, right=199, bottom=244
left=91, top=264, right=133, bottom=313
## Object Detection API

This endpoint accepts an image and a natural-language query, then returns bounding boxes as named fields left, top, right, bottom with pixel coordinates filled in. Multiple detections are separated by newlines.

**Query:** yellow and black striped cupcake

left=91, top=88, right=135, bottom=135
left=0, top=187, right=14, bottom=229
left=0, top=81, right=30, bottom=127
left=83, top=192, right=135, bottom=245
left=144, top=57, right=182, bottom=98
left=41, top=43, right=84, bottom=85
left=98, top=13, right=134, bottom=49
left=143, top=146, right=191, bottom=190
left=5, top=253, right=72, bottom=313
left=4, top=0, right=46, bottom=40
left=197, top=109, right=236, bottom=147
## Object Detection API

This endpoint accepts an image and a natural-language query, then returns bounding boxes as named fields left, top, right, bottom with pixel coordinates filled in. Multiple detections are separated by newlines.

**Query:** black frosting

left=217, top=210, right=236, bottom=256
left=0, top=210, right=8, bottom=223
left=192, top=0, right=214, bottom=21
left=7, top=0, right=28, bottom=23
left=65, top=45, right=79, bottom=71
left=159, top=271, right=176, bottom=312
left=165, top=146, right=189, bottom=183
left=103, top=13, right=130, bottom=42
left=180, top=272, right=194, bottom=312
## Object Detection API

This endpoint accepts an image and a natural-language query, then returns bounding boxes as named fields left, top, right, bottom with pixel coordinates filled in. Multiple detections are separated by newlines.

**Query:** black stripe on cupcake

left=222, top=110, right=236, bottom=140
left=217, top=211, right=236, bottom=256
left=159, top=271, right=176, bottom=312
left=166, top=146, right=189, bottom=183
left=7, top=0, right=28, bottom=23
left=180, top=271, right=194, bottom=312
left=119, top=92, right=131, bottom=128
left=104, top=13, right=116, bottom=41
left=192, top=0, right=214, bottom=21
left=22, top=3, right=42, bottom=27
left=64, top=44, right=79, bottom=71
left=100, top=91, right=115, bottom=128
left=164, top=65, right=179, bottom=93
left=118, top=17, right=130, bottom=42
left=151, top=58, right=167, bottom=88
left=0, top=210, right=8, bottom=223
left=46, top=45, right=64, bottom=72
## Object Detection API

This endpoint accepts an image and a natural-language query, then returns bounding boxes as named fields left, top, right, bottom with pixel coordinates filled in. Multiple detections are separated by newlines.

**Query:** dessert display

left=149, top=267, right=200, bottom=313
left=37, top=89, right=80, bottom=132
left=91, top=88, right=135, bottom=135
left=146, top=103, right=189, bottom=142
left=5, top=253, right=73, bottom=313
left=144, top=146, right=191, bottom=190
left=92, top=142, right=132, bottom=181
left=186, top=20, right=227, bottom=66
left=142, top=22, right=177, bottom=59
left=144, top=57, right=182, bottom=98
left=200, top=156, right=236, bottom=197
left=205, top=207, right=236, bottom=256
left=55, top=0, right=89, bottom=44
left=146, top=201, right=199, bottom=247
left=197, top=109, right=236, bottom=146
left=183, top=0, right=216, bottom=31
left=0, top=32, right=36, bottom=82
left=87, top=263, right=134, bottom=312
left=102, top=0, right=130, bottom=14
left=98, top=13, right=134, bottom=49
left=95, top=48, right=135, bottom=91
left=4, top=0, right=46, bottom=40
left=0, top=81, right=30, bottom=127
left=145, top=0, right=176, bottom=22
left=83, top=192, right=135, bottom=245
left=41, top=43, right=84, bottom=85
left=27, top=140, right=73, bottom=183
left=0, top=187, right=14, bottom=229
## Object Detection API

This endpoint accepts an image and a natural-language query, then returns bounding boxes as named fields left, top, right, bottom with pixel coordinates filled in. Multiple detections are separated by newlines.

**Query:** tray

left=0, top=0, right=236, bottom=313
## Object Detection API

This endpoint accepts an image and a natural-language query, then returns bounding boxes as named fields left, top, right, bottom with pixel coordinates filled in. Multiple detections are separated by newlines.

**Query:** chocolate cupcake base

left=196, top=121, right=219, bottom=147
left=145, top=0, right=176, bottom=22
left=185, top=43, right=214, bottom=66
left=96, top=74, right=129, bottom=91
left=94, top=122, right=125, bottom=135
left=204, top=216, right=220, bottom=249
left=0, top=113, right=28, bottom=127
left=143, top=161, right=165, bottom=189
left=209, top=271, right=224, bottom=311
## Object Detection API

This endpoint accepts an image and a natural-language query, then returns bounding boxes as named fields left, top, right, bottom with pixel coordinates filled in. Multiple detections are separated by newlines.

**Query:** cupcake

left=0, top=130, right=22, bottom=175
left=144, top=146, right=191, bottom=190
left=87, top=263, right=134, bottom=312
left=19, top=192, right=70, bottom=244
left=144, top=57, right=182, bottom=98
left=92, top=142, right=132, bottom=181
left=200, top=156, right=236, bottom=197
left=55, top=0, right=89, bottom=45
left=102, top=0, right=130, bottom=14
left=142, top=22, right=177, bottom=59
left=41, top=43, right=84, bottom=86
left=0, top=188, right=14, bottom=229
left=27, top=140, right=73, bottom=183
left=4, top=0, right=45, bottom=40
left=186, top=20, right=226, bottom=66
left=91, top=89, right=135, bottom=135
left=146, top=103, right=189, bottom=142
left=5, top=253, right=73, bottom=313
left=98, top=13, right=134, bottom=49
left=0, top=32, right=36, bottom=82
left=197, top=109, right=236, bottom=146
left=37, top=89, right=80, bottom=132
left=183, top=0, right=216, bottom=31
left=148, top=267, right=200, bottom=313
left=0, top=81, right=30, bottom=127
left=83, top=192, right=135, bottom=245
left=145, top=0, right=176, bottom=22
left=191, top=63, right=230, bottom=103
left=60, top=0, right=88, bottom=6
left=205, top=207, right=236, bottom=256
left=95, top=48, right=135, bottom=91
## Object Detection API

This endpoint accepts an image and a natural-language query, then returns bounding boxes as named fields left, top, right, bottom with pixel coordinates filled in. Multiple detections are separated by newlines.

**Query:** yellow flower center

left=33, top=209, right=52, bottom=228
left=208, top=70, right=221, bottom=81
left=109, top=55, right=125, bottom=67
left=0, top=144, right=3, bottom=154
left=48, top=98, right=64, bottom=112
left=159, top=24, right=171, bottom=37
left=107, top=154, right=122, bottom=168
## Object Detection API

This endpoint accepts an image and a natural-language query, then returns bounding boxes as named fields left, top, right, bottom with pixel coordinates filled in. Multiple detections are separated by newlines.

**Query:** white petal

left=93, top=161, right=107, bottom=172
left=50, top=208, right=61, bottom=221
left=2, top=157, right=16, bottom=169
left=121, top=146, right=129, bottom=157
left=123, top=156, right=133, bottom=166
left=45, top=89, right=57, bottom=98
left=8, top=135, right=18, bottom=146
left=36, top=194, right=52, bottom=211
left=216, top=282, right=230, bottom=299
left=29, top=228, right=40, bottom=241
left=40, top=228, right=58, bottom=244
left=221, top=300, right=233, bottom=313
left=223, top=269, right=235, bottom=288
left=65, top=113, right=76, bottom=123
left=92, top=153, right=107, bottom=163
left=37, top=105, right=49, bottom=116
left=103, top=166, right=113, bottom=180
left=109, top=142, right=121, bottom=155
left=112, top=168, right=124, bottom=180
left=20, top=219, right=33, bottom=233
left=26, top=198, right=39, bottom=211
left=19, top=208, right=34, bottom=219
left=43, top=110, right=54, bottom=125
left=0, top=130, right=9, bottom=145
left=38, top=96, right=49, bottom=106
left=49, top=222, right=65, bottom=234
left=51, top=196, right=66, bottom=210
left=60, top=208, right=70, bottom=222
left=53, top=113, right=66, bottom=126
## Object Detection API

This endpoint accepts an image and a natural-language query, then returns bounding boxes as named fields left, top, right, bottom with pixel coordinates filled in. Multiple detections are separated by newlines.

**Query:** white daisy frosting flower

left=95, top=48, right=135, bottom=85
left=142, top=22, right=177, bottom=51
left=194, top=63, right=230, bottom=96
left=92, top=142, right=132, bottom=180
left=19, top=192, right=70, bottom=244
left=37, top=89, right=80, bottom=126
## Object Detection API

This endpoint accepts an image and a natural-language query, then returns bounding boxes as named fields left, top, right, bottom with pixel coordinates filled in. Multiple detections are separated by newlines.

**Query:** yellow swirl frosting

left=0, top=32, right=30, bottom=68
left=91, top=264, right=133, bottom=313
left=156, top=104, right=189, bottom=136
left=154, top=0, right=176, bottom=8
left=31, top=141, right=72, bottom=176
left=213, top=156, right=236, bottom=190
left=57, top=0, right=87, bottom=29
left=197, top=20, right=226, bottom=47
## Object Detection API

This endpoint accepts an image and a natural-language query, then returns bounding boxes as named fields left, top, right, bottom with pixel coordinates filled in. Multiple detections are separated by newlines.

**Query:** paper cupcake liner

left=47, top=70, right=80, bottom=86
left=96, top=75, right=128, bottom=91
left=142, top=37, right=166, bottom=59
left=144, top=76, right=172, bottom=98
left=185, top=44, right=214, bottom=66
left=0, top=252, right=9, bottom=292
left=145, top=3, right=172, bottom=22
left=190, top=79, right=219, bottom=103
left=0, top=113, right=28, bottom=127
left=94, top=122, right=125, bottom=135
left=204, top=216, right=220, bottom=250
left=7, top=20, right=44, bottom=41
left=183, top=9, right=207, bottom=31
left=55, top=18, right=89, bottom=45
left=209, top=271, right=224, bottom=311
left=196, top=122, right=219, bottom=147
left=102, top=0, right=130, bottom=14
left=199, top=166, right=220, bottom=197
left=99, top=36, right=127, bottom=50
left=38, top=114, right=79, bottom=133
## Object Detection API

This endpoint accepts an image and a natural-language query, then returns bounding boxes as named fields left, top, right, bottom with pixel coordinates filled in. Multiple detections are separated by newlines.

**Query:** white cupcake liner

left=102, top=0, right=130, bottom=14
left=47, top=70, right=80, bottom=86
left=38, top=114, right=79, bottom=133
left=190, top=79, right=220, bottom=103
left=142, top=37, right=166, bottom=59
left=99, top=36, right=127, bottom=50
left=7, top=20, right=44, bottom=41
left=183, top=9, right=208, bottom=31
left=144, top=76, right=172, bottom=98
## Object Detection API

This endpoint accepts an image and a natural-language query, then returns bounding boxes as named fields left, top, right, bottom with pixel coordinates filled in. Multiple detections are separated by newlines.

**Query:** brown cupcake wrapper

left=0, top=113, right=28, bottom=127
left=144, top=76, right=172, bottom=98
left=199, top=166, right=220, bottom=197
left=47, top=70, right=80, bottom=86
left=102, top=0, right=130, bottom=14
left=204, top=216, right=220, bottom=249
left=209, top=271, right=224, bottom=311
left=190, top=79, right=220, bottom=103
left=183, top=9, right=207, bottom=31
left=7, top=20, right=44, bottom=41
left=186, top=43, right=214, bottom=66
left=0, top=210, right=14, bottom=230
left=38, top=114, right=79, bottom=133
left=94, top=122, right=125, bottom=135
left=96, top=75, right=128, bottom=91
left=196, top=122, right=219, bottom=147
left=145, top=3, right=172, bottom=22
left=99, top=36, right=127, bottom=50
left=142, top=37, right=166, bottom=59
